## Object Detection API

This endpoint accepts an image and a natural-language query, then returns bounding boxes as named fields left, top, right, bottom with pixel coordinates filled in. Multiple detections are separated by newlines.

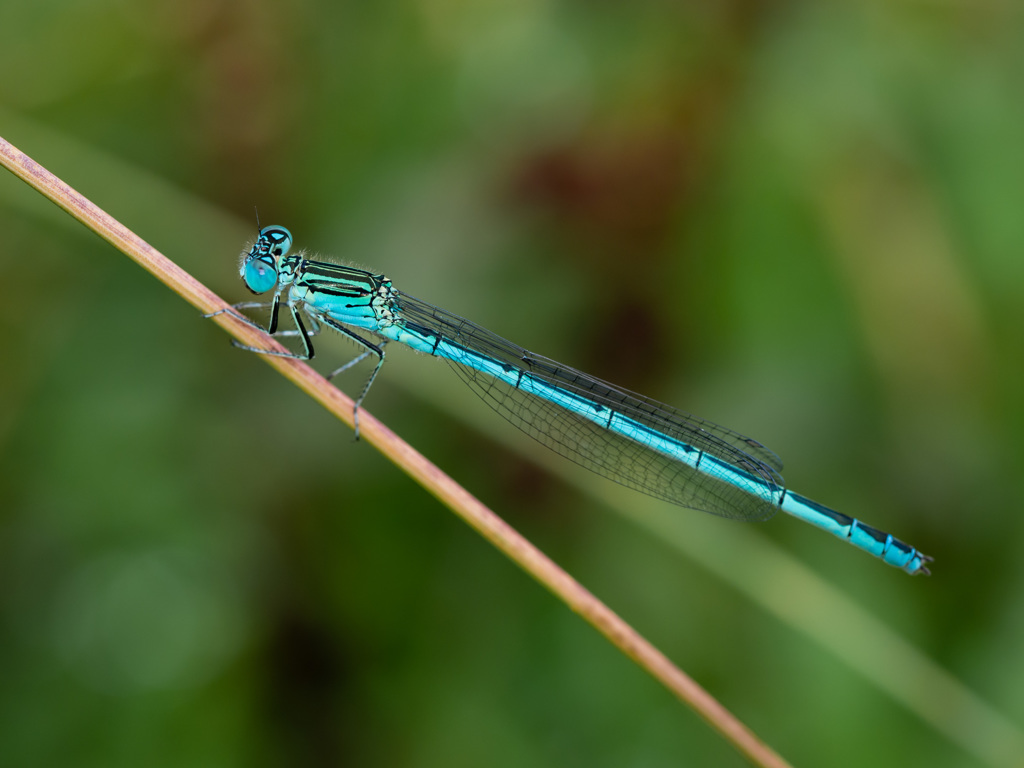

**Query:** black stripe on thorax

left=302, top=262, right=381, bottom=284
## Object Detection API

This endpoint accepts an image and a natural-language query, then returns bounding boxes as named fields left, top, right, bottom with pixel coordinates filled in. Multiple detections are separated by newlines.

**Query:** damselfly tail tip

left=915, top=553, right=935, bottom=576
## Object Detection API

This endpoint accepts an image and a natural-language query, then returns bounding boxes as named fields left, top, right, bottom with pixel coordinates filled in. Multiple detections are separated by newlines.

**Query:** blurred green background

left=2, top=1, right=1024, bottom=766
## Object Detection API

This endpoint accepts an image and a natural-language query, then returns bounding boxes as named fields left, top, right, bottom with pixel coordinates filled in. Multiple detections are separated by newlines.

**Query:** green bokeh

left=2, top=2, right=1023, bottom=766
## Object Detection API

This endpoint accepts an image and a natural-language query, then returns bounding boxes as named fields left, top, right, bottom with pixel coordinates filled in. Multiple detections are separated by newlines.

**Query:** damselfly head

left=240, top=225, right=293, bottom=295
left=258, top=225, right=293, bottom=258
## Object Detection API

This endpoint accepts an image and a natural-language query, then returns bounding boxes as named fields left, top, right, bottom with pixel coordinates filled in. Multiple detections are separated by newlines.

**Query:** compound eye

left=244, top=255, right=278, bottom=294
left=260, top=225, right=293, bottom=258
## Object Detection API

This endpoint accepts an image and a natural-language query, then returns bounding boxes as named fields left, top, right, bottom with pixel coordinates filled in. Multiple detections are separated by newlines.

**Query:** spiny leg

left=204, top=296, right=287, bottom=340
left=203, top=302, right=274, bottom=330
left=217, top=298, right=319, bottom=360
left=204, top=301, right=273, bottom=317
left=211, top=296, right=385, bottom=438
left=350, top=341, right=388, bottom=439
left=325, top=339, right=387, bottom=380
left=319, top=316, right=388, bottom=439
left=207, top=301, right=323, bottom=356
left=267, top=307, right=324, bottom=339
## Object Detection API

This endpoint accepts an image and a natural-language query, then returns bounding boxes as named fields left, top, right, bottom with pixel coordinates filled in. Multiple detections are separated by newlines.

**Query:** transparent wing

left=395, top=292, right=784, bottom=521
